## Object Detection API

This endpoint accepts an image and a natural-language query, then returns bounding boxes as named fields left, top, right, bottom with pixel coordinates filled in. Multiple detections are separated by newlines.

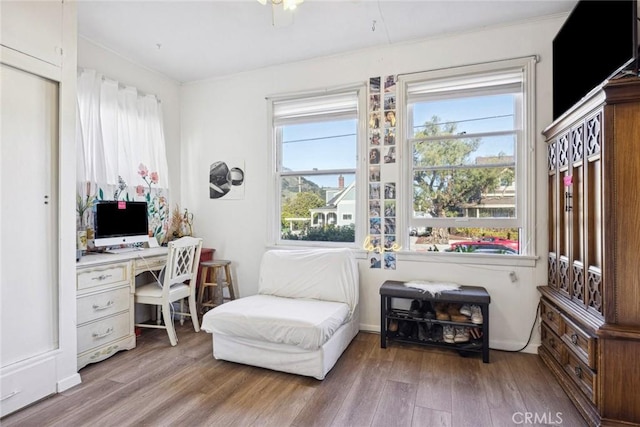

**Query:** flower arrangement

left=137, top=163, right=168, bottom=244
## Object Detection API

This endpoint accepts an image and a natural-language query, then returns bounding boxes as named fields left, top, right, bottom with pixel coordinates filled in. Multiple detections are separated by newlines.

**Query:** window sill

left=396, top=250, right=538, bottom=267
left=267, top=243, right=537, bottom=267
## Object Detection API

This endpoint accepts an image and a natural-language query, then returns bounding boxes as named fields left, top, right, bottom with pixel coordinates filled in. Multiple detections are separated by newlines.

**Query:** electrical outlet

left=509, top=271, right=518, bottom=282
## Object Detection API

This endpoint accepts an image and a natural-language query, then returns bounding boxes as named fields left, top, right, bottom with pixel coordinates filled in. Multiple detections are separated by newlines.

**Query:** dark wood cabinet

left=540, top=77, right=640, bottom=427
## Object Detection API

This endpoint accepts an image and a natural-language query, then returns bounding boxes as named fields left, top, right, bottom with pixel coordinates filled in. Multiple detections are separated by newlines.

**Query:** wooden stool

left=197, top=259, right=236, bottom=313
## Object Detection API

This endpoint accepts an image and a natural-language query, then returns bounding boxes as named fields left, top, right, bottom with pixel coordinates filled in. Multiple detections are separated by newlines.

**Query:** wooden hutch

left=540, top=77, right=640, bottom=426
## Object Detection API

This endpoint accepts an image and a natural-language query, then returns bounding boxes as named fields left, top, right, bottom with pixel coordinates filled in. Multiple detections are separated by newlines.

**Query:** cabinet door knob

left=571, top=333, right=578, bottom=344
left=547, top=312, right=554, bottom=320
left=574, top=366, right=582, bottom=378
left=548, top=338, right=556, bottom=348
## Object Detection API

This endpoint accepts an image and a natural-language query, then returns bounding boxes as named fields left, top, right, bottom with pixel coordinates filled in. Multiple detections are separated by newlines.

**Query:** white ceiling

left=77, top=0, right=577, bottom=83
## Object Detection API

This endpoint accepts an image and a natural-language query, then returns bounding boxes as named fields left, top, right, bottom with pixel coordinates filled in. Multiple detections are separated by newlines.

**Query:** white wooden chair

left=135, top=236, right=203, bottom=346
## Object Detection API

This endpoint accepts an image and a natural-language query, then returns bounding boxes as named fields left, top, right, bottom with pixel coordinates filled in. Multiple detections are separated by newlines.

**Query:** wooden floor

left=2, top=325, right=586, bottom=427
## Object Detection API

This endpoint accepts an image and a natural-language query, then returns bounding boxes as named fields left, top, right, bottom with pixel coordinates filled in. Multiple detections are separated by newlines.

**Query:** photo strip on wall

left=368, top=75, right=396, bottom=269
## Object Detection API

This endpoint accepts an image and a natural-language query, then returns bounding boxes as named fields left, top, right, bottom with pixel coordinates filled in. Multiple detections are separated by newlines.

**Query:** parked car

left=409, top=227, right=432, bottom=237
left=447, top=236, right=519, bottom=254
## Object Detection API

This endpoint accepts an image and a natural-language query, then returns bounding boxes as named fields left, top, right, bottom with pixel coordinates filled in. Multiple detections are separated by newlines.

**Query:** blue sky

left=281, top=93, right=515, bottom=188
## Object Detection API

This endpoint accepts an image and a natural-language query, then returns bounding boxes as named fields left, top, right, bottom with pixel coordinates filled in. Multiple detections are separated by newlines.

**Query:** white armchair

left=201, top=248, right=359, bottom=380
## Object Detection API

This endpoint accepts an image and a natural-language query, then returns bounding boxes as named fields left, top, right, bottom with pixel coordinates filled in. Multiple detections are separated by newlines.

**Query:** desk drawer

left=135, top=256, right=166, bottom=275
left=77, top=311, right=130, bottom=354
left=77, top=286, right=130, bottom=325
left=77, top=263, right=129, bottom=291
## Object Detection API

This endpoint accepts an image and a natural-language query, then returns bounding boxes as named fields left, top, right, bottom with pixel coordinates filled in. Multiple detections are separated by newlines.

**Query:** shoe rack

left=379, top=280, right=491, bottom=363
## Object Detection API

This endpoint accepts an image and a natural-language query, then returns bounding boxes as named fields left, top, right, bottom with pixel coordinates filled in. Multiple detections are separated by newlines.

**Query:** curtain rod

left=77, top=67, right=162, bottom=104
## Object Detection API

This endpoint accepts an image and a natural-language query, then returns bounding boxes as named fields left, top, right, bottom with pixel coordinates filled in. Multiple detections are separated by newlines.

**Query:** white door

left=0, top=63, right=59, bottom=416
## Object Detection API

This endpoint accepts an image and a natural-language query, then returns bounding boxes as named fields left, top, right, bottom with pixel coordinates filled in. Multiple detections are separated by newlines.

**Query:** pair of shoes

left=460, top=304, right=472, bottom=317
left=421, top=300, right=436, bottom=319
left=435, top=303, right=450, bottom=321
left=469, top=327, right=483, bottom=340
left=418, top=323, right=431, bottom=341
left=454, top=327, right=470, bottom=343
left=448, top=304, right=468, bottom=323
left=431, top=324, right=443, bottom=342
left=409, top=300, right=422, bottom=318
left=470, top=305, right=483, bottom=324
left=443, top=325, right=455, bottom=343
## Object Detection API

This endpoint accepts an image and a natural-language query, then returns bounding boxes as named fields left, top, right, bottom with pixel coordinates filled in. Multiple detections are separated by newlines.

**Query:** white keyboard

left=106, top=247, right=142, bottom=254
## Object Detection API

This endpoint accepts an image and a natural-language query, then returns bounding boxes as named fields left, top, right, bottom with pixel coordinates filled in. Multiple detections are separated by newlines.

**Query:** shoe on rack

left=388, top=319, right=398, bottom=332
left=398, top=320, right=412, bottom=337
left=470, top=305, right=483, bottom=325
left=454, top=327, right=470, bottom=343
left=448, top=304, right=468, bottom=323
left=459, top=304, right=472, bottom=317
left=443, top=325, right=455, bottom=343
left=409, top=299, right=422, bottom=318
left=469, top=327, right=483, bottom=340
left=418, top=323, right=430, bottom=341
left=435, top=303, right=450, bottom=321
left=420, top=300, right=436, bottom=319
left=431, top=324, right=443, bottom=342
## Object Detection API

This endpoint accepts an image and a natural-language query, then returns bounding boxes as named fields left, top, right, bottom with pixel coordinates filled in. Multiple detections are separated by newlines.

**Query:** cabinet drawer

left=564, top=350, right=596, bottom=404
left=77, top=263, right=130, bottom=291
left=77, top=311, right=130, bottom=354
left=77, top=286, right=130, bottom=325
left=561, top=315, right=597, bottom=369
left=540, top=299, right=563, bottom=335
left=0, top=357, right=56, bottom=418
left=541, top=323, right=564, bottom=365
left=134, top=256, right=166, bottom=275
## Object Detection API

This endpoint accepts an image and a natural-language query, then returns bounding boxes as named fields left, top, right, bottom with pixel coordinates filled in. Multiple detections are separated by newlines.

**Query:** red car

left=448, top=236, right=519, bottom=254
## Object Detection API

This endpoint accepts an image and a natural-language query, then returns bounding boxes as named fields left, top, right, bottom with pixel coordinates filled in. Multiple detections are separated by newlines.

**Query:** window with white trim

left=400, top=57, right=536, bottom=256
left=269, top=88, right=366, bottom=246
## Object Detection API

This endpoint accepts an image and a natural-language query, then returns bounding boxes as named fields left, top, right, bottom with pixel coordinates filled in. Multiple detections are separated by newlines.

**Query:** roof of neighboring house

left=311, top=182, right=355, bottom=212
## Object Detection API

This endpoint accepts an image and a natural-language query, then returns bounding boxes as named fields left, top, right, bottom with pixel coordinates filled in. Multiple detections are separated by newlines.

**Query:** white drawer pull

left=1, top=390, right=20, bottom=401
left=92, top=327, right=114, bottom=339
left=92, top=274, right=113, bottom=281
left=92, top=301, right=114, bottom=311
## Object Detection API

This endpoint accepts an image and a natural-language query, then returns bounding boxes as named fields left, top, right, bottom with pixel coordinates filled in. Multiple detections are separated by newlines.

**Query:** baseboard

left=359, top=323, right=380, bottom=333
left=57, top=372, right=81, bottom=392
left=489, top=339, right=539, bottom=354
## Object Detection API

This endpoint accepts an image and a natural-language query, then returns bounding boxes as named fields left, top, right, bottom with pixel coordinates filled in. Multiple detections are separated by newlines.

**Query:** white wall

left=180, top=16, right=566, bottom=353
left=77, top=37, right=183, bottom=204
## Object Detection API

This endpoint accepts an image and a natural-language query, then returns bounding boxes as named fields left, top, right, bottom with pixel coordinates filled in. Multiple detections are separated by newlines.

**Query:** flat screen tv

left=93, top=201, right=149, bottom=247
left=553, top=0, right=639, bottom=120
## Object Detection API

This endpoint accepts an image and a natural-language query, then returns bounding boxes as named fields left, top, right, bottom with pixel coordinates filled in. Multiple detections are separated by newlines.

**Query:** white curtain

left=76, top=68, right=170, bottom=241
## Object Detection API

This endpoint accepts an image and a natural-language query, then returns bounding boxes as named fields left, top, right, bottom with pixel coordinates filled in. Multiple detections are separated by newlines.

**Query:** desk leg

left=380, top=295, right=387, bottom=348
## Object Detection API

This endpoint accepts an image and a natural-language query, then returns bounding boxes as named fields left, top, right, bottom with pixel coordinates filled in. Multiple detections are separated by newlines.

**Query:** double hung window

left=400, top=57, right=536, bottom=256
left=269, top=88, right=366, bottom=246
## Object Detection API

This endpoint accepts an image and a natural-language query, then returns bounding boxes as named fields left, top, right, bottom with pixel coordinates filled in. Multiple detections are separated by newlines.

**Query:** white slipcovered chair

left=134, top=236, right=203, bottom=346
left=201, top=248, right=359, bottom=380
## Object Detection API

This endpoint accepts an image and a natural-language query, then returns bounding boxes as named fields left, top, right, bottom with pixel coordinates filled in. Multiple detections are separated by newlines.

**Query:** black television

left=553, top=0, right=639, bottom=120
left=93, top=201, right=149, bottom=248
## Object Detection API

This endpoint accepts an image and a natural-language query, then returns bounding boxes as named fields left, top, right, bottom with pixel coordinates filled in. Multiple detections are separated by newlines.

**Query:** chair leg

left=179, top=299, right=185, bottom=326
left=162, top=302, right=178, bottom=346
left=224, top=264, right=236, bottom=300
left=188, top=294, right=200, bottom=332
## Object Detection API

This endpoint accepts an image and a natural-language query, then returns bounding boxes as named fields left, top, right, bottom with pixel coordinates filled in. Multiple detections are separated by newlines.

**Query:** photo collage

left=368, top=75, right=397, bottom=270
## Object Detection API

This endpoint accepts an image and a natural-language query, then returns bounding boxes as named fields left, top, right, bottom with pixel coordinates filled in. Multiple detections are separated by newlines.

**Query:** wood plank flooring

left=2, top=325, right=587, bottom=427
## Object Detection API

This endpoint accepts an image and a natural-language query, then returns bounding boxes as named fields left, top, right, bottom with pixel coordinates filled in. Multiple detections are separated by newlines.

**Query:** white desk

left=75, top=247, right=168, bottom=370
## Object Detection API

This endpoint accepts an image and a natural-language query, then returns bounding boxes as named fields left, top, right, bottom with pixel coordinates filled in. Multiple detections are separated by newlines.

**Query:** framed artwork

left=209, top=159, right=245, bottom=200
